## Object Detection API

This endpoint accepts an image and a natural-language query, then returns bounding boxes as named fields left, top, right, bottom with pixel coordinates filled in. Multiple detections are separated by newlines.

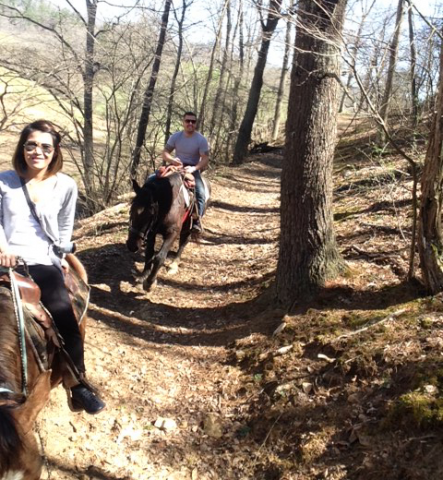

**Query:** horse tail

left=0, top=404, right=23, bottom=473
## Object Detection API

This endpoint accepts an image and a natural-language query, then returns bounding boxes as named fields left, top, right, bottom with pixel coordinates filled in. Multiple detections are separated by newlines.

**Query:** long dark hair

left=12, top=120, right=63, bottom=177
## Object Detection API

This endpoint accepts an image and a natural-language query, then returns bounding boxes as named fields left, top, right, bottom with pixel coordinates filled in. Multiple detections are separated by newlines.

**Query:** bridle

left=128, top=201, right=159, bottom=243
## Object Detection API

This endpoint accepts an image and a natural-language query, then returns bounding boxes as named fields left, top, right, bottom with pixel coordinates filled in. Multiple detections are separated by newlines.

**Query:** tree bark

left=276, top=0, right=347, bottom=306
left=131, top=0, right=172, bottom=179
left=418, top=34, right=443, bottom=293
left=84, top=0, right=98, bottom=200
left=232, top=0, right=282, bottom=164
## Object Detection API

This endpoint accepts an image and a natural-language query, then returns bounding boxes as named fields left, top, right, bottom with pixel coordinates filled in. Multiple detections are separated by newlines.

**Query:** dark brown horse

left=127, top=172, right=209, bottom=291
left=0, top=254, right=87, bottom=480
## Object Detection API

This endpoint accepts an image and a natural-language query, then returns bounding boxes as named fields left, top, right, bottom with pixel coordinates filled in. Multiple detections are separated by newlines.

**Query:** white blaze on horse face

left=1, top=471, right=25, bottom=480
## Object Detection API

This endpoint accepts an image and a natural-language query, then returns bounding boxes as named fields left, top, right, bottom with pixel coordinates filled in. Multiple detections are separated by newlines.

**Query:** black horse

left=127, top=172, right=209, bottom=291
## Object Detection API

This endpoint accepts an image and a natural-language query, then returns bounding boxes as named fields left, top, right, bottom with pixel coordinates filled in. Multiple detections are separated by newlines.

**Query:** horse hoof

left=143, top=279, right=157, bottom=291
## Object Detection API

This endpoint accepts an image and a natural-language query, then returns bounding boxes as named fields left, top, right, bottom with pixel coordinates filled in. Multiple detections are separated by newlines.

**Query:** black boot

left=71, top=384, right=106, bottom=415
left=191, top=218, right=202, bottom=233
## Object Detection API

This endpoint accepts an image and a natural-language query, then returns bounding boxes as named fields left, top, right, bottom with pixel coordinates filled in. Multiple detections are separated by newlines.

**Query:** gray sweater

left=0, top=170, right=77, bottom=266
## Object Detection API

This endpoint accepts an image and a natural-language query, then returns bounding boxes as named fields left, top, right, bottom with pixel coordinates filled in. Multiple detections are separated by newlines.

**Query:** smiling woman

left=0, top=119, right=105, bottom=415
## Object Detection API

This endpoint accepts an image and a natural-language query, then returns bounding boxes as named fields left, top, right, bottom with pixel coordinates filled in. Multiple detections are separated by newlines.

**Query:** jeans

left=192, top=170, right=205, bottom=217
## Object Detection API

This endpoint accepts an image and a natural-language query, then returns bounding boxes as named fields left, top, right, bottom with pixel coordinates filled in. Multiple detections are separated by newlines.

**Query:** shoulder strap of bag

left=20, top=176, right=56, bottom=245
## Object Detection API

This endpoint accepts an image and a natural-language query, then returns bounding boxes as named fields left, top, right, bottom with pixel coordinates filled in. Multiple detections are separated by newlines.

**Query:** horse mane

left=0, top=408, right=22, bottom=475
left=135, top=173, right=181, bottom=215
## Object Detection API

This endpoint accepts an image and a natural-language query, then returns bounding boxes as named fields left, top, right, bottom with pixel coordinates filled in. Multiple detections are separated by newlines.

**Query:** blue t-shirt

left=166, top=131, right=210, bottom=166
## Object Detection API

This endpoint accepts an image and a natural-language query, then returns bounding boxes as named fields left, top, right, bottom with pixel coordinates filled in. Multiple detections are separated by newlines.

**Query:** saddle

left=156, top=164, right=196, bottom=189
left=0, top=266, right=90, bottom=373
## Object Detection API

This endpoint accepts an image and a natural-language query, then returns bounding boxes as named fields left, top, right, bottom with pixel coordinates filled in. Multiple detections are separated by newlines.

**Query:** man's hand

left=184, top=165, right=197, bottom=173
left=171, top=157, right=183, bottom=167
left=0, top=253, right=17, bottom=268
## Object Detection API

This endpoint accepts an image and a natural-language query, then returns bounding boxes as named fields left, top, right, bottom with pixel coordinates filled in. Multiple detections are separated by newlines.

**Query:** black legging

left=27, top=264, right=85, bottom=373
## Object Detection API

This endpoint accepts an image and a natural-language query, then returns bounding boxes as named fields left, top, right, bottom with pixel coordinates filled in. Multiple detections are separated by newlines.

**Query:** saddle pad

left=0, top=268, right=90, bottom=373
left=0, top=285, right=49, bottom=372
left=180, top=184, right=191, bottom=208
left=64, top=267, right=91, bottom=326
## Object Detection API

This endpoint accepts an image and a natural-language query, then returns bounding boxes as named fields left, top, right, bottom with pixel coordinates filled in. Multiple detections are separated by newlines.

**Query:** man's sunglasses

left=23, top=141, right=55, bottom=156
left=184, top=119, right=196, bottom=124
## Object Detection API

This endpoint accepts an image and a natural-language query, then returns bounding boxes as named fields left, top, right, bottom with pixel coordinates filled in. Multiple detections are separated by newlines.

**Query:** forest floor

left=36, top=123, right=443, bottom=479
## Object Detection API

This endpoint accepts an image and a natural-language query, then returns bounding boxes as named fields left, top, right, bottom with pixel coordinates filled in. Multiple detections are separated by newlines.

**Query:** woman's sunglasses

left=24, top=141, right=54, bottom=156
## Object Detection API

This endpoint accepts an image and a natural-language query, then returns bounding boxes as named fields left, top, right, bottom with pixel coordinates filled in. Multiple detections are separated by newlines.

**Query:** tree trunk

left=198, top=0, right=229, bottom=132
left=131, top=0, right=172, bottom=179
left=84, top=0, right=98, bottom=200
left=226, top=0, right=244, bottom=162
left=209, top=0, right=232, bottom=139
left=276, top=0, right=347, bottom=306
left=378, top=0, right=405, bottom=144
left=418, top=36, right=443, bottom=293
left=272, top=0, right=293, bottom=142
left=232, top=0, right=282, bottom=164
left=407, top=0, right=419, bottom=128
left=338, top=0, right=375, bottom=113
left=165, top=0, right=189, bottom=144
left=357, top=19, right=388, bottom=113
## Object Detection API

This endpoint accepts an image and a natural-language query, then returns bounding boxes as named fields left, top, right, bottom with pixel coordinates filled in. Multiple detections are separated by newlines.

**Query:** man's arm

left=196, top=153, right=209, bottom=171
left=162, top=145, right=183, bottom=167
left=185, top=135, right=210, bottom=173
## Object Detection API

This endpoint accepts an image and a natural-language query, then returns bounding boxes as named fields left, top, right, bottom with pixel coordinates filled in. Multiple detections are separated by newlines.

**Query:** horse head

left=127, top=179, right=159, bottom=253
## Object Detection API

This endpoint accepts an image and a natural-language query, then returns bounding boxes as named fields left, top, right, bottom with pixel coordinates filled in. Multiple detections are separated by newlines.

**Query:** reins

left=129, top=197, right=159, bottom=243
left=10, top=267, right=28, bottom=397
left=0, top=262, right=29, bottom=397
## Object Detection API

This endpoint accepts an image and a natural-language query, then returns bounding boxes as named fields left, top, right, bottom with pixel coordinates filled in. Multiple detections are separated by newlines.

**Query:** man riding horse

left=162, top=111, right=210, bottom=233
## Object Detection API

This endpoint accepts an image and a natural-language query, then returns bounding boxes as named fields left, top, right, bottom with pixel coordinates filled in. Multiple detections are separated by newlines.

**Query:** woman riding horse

left=0, top=120, right=105, bottom=415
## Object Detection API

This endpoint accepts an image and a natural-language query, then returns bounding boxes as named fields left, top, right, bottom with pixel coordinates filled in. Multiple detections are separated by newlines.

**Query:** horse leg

left=168, top=219, right=192, bottom=275
left=133, top=232, right=155, bottom=284
left=143, top=231, right=178, bottom=291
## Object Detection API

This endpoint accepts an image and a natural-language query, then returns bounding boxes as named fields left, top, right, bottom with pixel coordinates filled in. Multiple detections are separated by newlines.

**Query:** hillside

left=35, top=134, right=443, bottom=479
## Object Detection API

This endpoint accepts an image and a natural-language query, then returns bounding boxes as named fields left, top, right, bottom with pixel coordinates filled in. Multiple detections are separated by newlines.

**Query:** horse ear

left=132, top=178, right=142, bottom=194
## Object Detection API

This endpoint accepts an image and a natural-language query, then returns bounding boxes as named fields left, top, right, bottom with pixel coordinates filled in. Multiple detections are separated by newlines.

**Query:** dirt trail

left=37, top=154, right=283, bottom=480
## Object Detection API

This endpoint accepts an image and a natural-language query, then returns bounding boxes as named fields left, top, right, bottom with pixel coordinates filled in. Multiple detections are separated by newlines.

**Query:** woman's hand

left=0, top=253, right=17, bottom=268
left=61, top=257, right=70, bottom=272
